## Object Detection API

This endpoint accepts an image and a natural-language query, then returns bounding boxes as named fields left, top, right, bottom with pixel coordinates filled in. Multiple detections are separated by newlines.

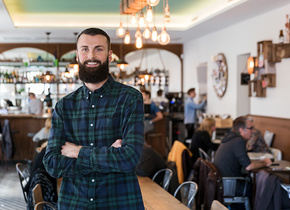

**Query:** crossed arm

left=61, top=139, right=123, bottom=159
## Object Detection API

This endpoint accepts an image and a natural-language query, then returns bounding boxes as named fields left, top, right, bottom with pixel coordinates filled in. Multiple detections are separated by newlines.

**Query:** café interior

left=0, top=0, right=290, bottom=209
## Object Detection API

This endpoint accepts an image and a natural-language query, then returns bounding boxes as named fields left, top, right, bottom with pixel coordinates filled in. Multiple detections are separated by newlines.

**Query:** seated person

left=189, top=118, right=219, bottom=164
left=246, top=128, right=272, bottom=153
left=214, top=116, right=272, bottom=209
left=135, top=142, right=167, bottom=178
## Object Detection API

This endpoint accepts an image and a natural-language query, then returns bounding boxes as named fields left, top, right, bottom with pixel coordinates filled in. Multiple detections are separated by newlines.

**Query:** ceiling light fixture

left=164, top=0, right=170, bottom=22
left=147, top=0, right=160, bottom=7
left=116, top=22, right=125, bottom=38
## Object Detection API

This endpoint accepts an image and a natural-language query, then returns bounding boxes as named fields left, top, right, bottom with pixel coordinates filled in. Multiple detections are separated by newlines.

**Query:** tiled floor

left=0, top=163, right=27, bottom=210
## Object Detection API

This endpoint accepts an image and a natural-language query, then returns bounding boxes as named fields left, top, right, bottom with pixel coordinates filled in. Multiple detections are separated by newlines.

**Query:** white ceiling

left=0, top=0, right=289, bottom=44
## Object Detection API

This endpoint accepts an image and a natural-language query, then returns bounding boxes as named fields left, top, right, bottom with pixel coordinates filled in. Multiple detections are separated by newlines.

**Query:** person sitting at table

left=246, top=128, right=272, bottom=153
left=214, top=116, right=272, bottom=209
left=189, top=118, right=219, bottom=164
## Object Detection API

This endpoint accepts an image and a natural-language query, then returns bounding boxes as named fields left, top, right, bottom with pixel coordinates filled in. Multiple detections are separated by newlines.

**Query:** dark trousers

left=185, top=123, right=195, bottom=140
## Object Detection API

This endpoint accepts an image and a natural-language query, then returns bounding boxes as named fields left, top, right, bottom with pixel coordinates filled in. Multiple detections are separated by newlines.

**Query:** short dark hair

left=76, top=28, right=111, bottom=51
left=187, top=88, right=195, bottom=95
left=141, top=89, right=151, bottom=99
left=157, top=89, right=163, bottom=96
left=232, top=116, right=252, bottom=133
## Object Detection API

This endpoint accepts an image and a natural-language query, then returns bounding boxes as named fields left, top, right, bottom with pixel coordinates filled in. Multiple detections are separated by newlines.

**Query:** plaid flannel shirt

left=43, top=75, right=145, bottom=210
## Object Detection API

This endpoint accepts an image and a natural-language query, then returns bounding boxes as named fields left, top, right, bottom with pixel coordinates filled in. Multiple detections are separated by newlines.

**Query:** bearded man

left=43, top=28, right=145, bottom=210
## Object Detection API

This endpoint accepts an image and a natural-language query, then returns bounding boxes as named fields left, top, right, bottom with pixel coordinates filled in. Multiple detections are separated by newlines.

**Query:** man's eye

left=82, top=48, right=88, bottom=52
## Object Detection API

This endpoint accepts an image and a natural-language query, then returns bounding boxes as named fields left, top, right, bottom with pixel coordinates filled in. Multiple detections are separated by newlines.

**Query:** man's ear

left=108, top=50, right=113, bottom=62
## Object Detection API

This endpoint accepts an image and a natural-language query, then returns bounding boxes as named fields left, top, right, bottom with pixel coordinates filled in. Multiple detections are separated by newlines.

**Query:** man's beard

left=78, top=57, right=110, bottom=83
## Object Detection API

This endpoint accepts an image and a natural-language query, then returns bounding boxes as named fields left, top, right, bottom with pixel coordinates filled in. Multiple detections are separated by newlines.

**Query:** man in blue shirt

left=43, top=28, right=145, bottom=209
left=184, top=88, right=206, bottom=140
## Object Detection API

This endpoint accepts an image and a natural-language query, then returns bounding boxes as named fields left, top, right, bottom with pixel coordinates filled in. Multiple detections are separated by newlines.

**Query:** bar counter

left=0, top=113, right=49, bottom=161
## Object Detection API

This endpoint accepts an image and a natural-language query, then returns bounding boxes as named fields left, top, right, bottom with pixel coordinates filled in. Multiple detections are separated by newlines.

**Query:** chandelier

left=118, top=0, right=171, bottom=48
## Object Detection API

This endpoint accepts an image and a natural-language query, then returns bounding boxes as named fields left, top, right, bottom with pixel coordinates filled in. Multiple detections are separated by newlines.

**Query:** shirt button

left=90, top=123, right=93, bottom=127
left=90, top=143, right=93, bottom=146
left=100, top=95, right=103, bottom=98
left=92, top=105, right=95, bottom=108
left=92, top=179, right=95, bottom=182
left=90, top=198, right=93, bottom=201
left=89, top=91, right=92, bottom=94
left=86, top=97, right=89, bottom=100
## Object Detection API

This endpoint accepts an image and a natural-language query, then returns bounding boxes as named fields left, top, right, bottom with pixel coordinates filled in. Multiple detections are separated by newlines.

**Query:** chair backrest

left=16, top=163, right=30, bottom=203
left=269, top=147, right=282, bottom=161
left=264, top=130, right=274, bottom=147
left=152, top=168, right=173, bottom=191
left=211, top=200, right=229, bottom=210
left=34, top=201, right=57, bottom=210
left=174, top=181, right=198, bottom=209
left=198, top=148, right=210, bottom=161
left=222, top=177, right=251, bottom=210
left=32, top=184, right=43, bottom=207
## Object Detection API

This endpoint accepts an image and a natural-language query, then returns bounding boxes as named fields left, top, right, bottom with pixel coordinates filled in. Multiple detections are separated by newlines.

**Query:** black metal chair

left=16, top=162, right=30, bottom=203
left=152, top=168, right=173, bottom=192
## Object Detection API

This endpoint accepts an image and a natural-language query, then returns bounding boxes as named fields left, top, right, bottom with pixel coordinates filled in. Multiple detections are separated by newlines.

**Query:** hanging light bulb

left=136, top=36, right=143, bottom=49
left=151, top=26, right=158, bottom=42
left=158, top=26, right=170, bottom=45
left=146, top=6, right=153, bottom=22
left=143, top=25, right=151, bottom=39
left=138, top=10, right=146, bottom=28
left=147, top=0, right=160, bottom=6
left=135, top=27, right=142, bottom=38
left=124, top=30, right=131, bottom=44
left=116, top=22, right=125, bottom=38
left=131, top=13, right=137, bottom=25
left=164, top=0, right=171, bottom=22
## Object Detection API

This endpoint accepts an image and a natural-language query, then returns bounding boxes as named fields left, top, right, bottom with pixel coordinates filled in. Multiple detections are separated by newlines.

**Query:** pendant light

left=116, top=44, right=129, bottom=70
left=151, top=7, right=158, bottom=42
left=131, top=13, right=137, bottom=25
left=143, top=25, right=151, bottom=39
left=158, top=26, right=170, bottom=45
left=136, top=36, right=143, bottom=49
left=138, top=10, right=146, bottom=28
left=116, top=22, right=125, bottom=38
left=124, top=15, right=131, bottom=44
left=146, top=5, right=153, bottom=22
left=124, top=30, right=131, bottom=44
left=147, top=0, right=160, bottom=6
left=164, top=0, right=170, bottom=22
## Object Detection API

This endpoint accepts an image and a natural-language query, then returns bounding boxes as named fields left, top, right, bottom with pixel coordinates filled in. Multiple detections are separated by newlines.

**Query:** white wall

left=183, top=3, right=290, bottom=119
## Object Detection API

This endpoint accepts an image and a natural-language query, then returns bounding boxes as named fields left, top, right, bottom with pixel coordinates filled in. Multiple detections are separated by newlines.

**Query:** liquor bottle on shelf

left=258, top=43, right=264, bottom=68
left=279, top=30, right=284, bottom=44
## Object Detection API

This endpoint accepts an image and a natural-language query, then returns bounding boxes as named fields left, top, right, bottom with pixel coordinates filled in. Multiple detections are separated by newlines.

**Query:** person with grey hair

left=214, top=116, right=271, bottom=177
left=214, top=116, right=272, bottom=209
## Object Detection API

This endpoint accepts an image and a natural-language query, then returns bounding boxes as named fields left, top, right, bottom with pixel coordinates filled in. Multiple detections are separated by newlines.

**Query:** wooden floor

left=0, top=162, right=27, bottom=210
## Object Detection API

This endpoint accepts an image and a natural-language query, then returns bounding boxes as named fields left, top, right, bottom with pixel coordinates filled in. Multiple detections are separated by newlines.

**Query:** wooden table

left=57, top=176, right=188, bottom=209
left=137, top=176, right=188, bottom=210
left=248, top=152, right=275, bottom=160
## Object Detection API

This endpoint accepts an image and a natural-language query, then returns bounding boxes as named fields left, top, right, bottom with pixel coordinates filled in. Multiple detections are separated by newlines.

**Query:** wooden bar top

left=137, top=176, right=188, bottom=210
left=0, top=113, right=50, bottom=119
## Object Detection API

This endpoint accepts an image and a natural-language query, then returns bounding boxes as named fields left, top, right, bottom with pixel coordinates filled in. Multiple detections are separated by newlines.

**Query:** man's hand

left=111, top=139, right=123, bottom=148
left=263, top=158, right=272, bottom=167
left=61, top=142, right=82, bottom=158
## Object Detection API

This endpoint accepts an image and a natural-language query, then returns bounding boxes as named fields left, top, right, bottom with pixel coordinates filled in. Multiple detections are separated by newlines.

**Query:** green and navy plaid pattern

left=43, top=75, right=145, bottom=209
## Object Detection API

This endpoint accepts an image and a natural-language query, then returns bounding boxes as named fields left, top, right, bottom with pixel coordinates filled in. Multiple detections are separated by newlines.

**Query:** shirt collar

left=82, top=74, right=115, bottom=98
